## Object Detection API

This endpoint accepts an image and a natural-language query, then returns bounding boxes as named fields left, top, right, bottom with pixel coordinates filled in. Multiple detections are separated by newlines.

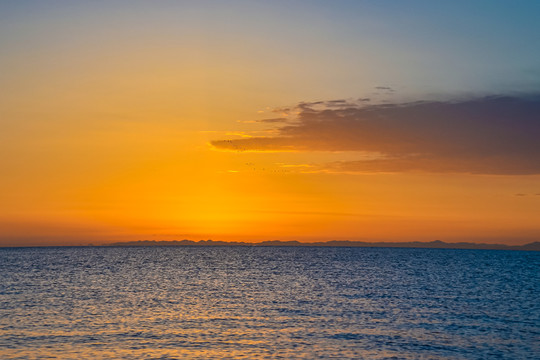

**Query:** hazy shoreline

left=2, top=239, right=538, bottom=251
left=102, top=239, right=540, bottom=251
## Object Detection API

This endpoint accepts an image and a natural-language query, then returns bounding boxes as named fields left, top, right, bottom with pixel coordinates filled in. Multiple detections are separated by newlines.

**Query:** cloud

left=211, top=94, right=540, bottom=174
left=257, top=117, right=288, bottom=123
left=375, top=86, right=395, bottom=92
left=296, top=99, right=360, bottom=110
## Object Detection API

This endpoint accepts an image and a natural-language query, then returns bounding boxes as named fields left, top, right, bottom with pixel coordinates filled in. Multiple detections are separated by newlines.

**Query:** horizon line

left=2, top=239, right=538, bottom=251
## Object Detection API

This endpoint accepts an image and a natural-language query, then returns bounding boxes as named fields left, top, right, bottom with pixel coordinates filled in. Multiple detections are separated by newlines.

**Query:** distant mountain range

left=106, top=239, right=540, bottom=251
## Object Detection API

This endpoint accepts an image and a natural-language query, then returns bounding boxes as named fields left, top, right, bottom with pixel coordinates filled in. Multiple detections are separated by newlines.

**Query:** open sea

left=0, top=246, right=538, bottom=359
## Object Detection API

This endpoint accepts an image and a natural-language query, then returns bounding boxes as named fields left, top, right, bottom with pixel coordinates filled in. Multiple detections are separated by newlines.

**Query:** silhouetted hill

left=106, top=239, right=540, bottom=251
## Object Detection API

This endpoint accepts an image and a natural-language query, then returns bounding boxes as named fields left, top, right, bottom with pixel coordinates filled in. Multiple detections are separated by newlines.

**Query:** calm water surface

left=0, top=247, right=538, bottom=359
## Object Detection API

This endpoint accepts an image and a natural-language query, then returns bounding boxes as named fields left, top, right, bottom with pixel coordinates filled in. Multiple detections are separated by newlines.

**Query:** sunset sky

left=1, top=1, right=539, bottom=246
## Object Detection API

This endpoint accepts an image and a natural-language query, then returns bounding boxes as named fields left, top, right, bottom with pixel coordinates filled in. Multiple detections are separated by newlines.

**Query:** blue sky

left=2, top=0, right=539, bottom=102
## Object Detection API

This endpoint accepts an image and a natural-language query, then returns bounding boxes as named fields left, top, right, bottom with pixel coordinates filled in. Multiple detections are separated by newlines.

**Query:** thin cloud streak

left=212, top=95, right=540, bottom=175
left=257, top=117, right=289, bottom=123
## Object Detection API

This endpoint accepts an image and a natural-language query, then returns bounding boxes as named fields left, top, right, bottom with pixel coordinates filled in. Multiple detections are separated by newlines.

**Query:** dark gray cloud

left=212, top=95, right=540, bottom=174
left=327, top=99, right=347, bottom=104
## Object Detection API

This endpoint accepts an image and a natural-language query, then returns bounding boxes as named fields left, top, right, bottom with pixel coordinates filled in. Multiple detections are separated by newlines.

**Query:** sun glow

left=1, top=1, right=539, bottom=246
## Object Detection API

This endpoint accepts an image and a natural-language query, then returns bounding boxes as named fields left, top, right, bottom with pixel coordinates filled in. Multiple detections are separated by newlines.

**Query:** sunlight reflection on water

left=1, top=246, right=538, bottom=359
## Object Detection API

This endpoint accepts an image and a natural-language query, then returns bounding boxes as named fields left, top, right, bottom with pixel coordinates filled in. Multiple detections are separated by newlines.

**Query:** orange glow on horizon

left=1, top=2, right=539, bottom=247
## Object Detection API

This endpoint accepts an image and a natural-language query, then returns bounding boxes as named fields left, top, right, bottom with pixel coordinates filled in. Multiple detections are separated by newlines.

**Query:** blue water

left=0, top=247, right=538, bottom=359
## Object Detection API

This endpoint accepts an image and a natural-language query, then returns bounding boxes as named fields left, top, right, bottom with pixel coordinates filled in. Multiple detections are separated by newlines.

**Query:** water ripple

left=0, top=246, right=538, bottom=359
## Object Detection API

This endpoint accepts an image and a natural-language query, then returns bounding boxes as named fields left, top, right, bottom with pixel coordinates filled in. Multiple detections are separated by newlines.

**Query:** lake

left=1, top=246, right=538, bottom=359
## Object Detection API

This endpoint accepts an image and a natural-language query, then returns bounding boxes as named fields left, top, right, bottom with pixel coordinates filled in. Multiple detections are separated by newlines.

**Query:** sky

left=1, top=0, right=539, bottom=246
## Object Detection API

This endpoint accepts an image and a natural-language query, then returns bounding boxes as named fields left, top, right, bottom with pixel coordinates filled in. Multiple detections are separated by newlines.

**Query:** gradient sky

left=1, top=1, right=539, bottom=246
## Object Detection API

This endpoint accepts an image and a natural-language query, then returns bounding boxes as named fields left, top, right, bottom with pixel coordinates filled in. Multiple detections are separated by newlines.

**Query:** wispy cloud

left=257, top=117, right=289, bottom=123
left=211, top=94, right=540, bottom=175
left=374, top=86, right=395, bottom=92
